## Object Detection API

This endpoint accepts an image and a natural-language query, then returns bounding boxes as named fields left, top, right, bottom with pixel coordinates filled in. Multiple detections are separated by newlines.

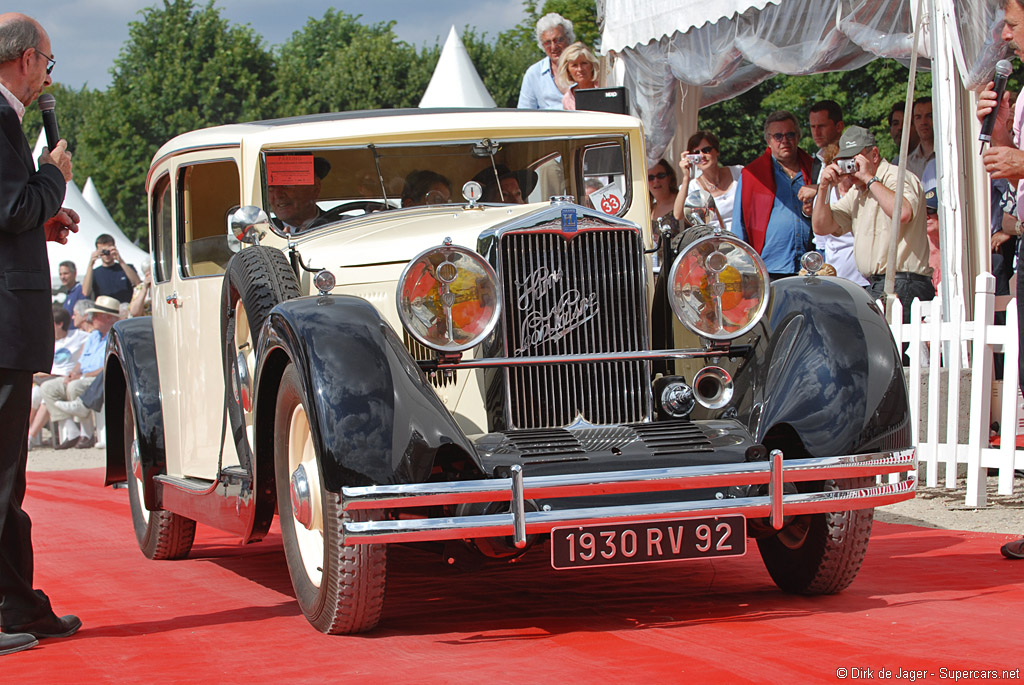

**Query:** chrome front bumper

left=341, top=449, right=917, bottom=546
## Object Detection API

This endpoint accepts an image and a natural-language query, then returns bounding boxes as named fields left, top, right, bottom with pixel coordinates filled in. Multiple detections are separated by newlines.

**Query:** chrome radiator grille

left=498, top=227, right=650, bottom=429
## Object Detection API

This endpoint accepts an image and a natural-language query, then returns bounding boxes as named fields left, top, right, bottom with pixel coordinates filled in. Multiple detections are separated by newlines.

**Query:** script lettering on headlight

left=514, top=266, right=600, bottom=355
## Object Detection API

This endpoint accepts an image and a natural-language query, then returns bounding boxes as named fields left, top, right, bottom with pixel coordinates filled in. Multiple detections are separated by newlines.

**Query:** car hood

left=291, top=203, right=541, bottom=268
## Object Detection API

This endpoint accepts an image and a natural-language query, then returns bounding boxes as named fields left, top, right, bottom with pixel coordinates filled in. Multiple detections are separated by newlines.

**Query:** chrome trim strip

left=340, top=449, right=917, bottom=544
left=343, top=476, right=916, bottom=545
left=431, top=347, right=739, bottom=370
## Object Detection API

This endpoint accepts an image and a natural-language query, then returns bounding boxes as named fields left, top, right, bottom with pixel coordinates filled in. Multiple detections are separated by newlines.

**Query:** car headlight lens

left=397, top=244, right=501, bottom=352
left=667, top=234, right=769, bottom=340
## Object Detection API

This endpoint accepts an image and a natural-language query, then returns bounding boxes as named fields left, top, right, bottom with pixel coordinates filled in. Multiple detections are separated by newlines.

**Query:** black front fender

left=255, top=295, right=478, bottom=492
left=104, top=317, right=165, bottom=499
left=734, top=276, right=910, bottom=456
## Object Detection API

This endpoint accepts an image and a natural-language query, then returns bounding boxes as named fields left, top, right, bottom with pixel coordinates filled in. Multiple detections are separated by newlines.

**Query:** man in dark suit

left=0, top=12, right=82, bottom=655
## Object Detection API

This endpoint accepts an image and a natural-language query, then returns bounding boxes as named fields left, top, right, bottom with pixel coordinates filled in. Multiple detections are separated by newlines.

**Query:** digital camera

left=837, top=158, right=858, bottom=174
left=686, top=153, right=703, bottom=166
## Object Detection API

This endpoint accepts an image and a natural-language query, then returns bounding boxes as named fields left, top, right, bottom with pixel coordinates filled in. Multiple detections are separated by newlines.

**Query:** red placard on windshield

left=266, top=155, right=314, bottom=185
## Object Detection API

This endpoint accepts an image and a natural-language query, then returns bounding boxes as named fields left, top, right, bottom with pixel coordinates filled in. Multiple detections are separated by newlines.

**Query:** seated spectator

left=55, top=260, right=84, bottom=328
left=402, top=170, right=452, bottom=207
left=556, top=42, right=599, bottom=111
left=40, top=296, right=120, bottom=449
left=28, top=305, right=88, bottom=448
left=71, top=298, right=94, bottom=334
left=648, top=159, right=678, bottom=229
left=81, top=233, right=141, bottom=303
left=129, top=260, right=152, bottom=318
left=472, top=165, right=537, bottom=204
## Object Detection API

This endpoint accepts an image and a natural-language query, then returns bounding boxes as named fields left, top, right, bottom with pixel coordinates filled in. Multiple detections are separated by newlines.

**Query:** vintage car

left=102, top=108, right=917, bottom=634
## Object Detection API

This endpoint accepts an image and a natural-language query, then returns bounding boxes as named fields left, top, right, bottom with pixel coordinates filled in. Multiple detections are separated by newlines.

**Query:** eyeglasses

left=541, top=36, right=568, bottom=48
left=648, top=172, right=669, bottom=181
left=769, top=132, right=798, bottom=143
left=690, top=146, right=714, bottom=155
left=926, top=207, right=938, bottom=216
left=35, top=47, right=55, bottom=75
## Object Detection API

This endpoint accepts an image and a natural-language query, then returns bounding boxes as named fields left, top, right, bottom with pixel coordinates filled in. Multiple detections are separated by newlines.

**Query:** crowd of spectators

left=31, top=234, right=149, bottom=452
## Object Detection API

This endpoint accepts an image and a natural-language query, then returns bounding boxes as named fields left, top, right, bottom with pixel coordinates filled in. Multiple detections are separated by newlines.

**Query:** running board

left=154, top=472, right=259, bottom=540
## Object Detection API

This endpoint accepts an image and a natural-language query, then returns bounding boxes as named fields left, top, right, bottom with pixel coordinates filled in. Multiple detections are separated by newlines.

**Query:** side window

left=177, top=160, right=241, bottom=278
left=581, top=143, right=628, bottom=216
left=151, top=173, right=173, bottom=284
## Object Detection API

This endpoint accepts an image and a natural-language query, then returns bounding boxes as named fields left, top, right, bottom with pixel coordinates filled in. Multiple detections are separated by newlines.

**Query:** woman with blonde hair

left=556, top=42, right=600, bottom=111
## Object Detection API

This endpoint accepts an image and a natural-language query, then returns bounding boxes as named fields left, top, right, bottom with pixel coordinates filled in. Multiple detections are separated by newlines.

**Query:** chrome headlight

left=667, top=234, right=769, bottom=340
left=397, top=244, right=501, bottom=352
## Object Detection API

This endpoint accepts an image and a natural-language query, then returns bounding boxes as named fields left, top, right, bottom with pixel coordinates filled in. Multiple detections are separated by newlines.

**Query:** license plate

left=550, top=515, right=746, bottom=570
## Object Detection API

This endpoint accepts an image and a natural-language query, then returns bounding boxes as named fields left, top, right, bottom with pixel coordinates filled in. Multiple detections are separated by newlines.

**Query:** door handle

left=166, top=292, right=182, bottom=309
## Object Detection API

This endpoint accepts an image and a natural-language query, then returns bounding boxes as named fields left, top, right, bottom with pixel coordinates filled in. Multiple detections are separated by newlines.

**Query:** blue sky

left=6, top=1, right=528, bottom=90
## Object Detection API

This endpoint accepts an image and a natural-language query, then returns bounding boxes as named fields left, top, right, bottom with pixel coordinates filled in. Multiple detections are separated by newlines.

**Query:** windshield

left=259, top=136, right=629, bottom=236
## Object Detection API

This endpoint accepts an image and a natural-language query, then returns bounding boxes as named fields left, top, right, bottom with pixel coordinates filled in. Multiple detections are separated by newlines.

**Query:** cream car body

left=104, top=108, right=917, bottom=635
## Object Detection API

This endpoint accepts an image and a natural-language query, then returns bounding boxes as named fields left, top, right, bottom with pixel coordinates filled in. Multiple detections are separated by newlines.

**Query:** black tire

left=274, top=364, right=387, bottom=634
left=756, top=477, right=875, bottom=595
left=222, top=246, right=301, bottom=471
left=123, top=390, right=195, bottom=560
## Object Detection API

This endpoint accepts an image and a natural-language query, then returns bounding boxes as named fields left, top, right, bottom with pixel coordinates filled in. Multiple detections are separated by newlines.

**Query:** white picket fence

left=889, top=273, right=1024, bottom=507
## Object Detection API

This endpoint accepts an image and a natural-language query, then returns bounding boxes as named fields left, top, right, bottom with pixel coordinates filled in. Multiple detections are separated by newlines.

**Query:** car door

left=151, top=154, right=243, bottom=479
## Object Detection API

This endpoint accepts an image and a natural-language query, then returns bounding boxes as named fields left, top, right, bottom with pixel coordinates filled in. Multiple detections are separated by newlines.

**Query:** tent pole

left=885, top=0, right=928, bottom=315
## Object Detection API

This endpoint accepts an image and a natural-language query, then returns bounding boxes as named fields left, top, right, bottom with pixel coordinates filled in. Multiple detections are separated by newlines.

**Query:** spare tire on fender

left=221, top=246, right=302, bottom=473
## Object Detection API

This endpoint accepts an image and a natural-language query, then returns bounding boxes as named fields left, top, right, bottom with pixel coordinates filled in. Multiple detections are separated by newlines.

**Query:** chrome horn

left=692, top=366, right=734, bottom=410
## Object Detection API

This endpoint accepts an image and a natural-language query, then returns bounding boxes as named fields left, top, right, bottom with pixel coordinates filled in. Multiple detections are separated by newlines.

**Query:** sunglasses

left=35, top=47, right=55, bottom=75
left=648, top=172, right=669, bottom=181
left=926, top=207, right=938, bottom=216
left=769, top=132, right=798, bottom=142
left=690, top=146, right=714, bottom=155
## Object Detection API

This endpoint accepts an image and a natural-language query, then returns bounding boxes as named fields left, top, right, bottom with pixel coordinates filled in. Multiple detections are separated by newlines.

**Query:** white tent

left=601, top=0, right=999, bottom=314
left=419, top=26, right=496, bottom=108
left=82, top=177, right=119, bottom=230
left=33, top=131, right=150, bottom=288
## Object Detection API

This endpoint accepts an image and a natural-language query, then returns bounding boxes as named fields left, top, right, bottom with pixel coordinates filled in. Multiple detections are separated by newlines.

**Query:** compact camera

left=837, top=158, right=858, bottom=174
left=101, top=249, right=111, bottom=256
left=686, top=153, right=703, bottom=166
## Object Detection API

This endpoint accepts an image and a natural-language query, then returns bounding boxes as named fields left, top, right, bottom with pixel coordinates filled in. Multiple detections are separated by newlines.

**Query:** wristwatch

left=865, top=176, right=881, bottom=190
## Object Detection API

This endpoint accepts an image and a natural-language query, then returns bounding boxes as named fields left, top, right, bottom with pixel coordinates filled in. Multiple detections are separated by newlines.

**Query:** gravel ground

left=26, top=445, right=1024, bottom=536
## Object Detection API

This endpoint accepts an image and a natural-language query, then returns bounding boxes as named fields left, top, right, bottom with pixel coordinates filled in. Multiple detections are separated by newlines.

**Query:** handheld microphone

left=980, top=59, right=1013, bottom=146
left=37, top=94, right=60, bottom=151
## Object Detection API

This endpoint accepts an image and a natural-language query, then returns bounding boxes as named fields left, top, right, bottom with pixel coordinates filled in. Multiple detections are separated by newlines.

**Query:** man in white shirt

left=517, top=13, right=574, bottom=110
left=807, top=100, right=868, bottom=286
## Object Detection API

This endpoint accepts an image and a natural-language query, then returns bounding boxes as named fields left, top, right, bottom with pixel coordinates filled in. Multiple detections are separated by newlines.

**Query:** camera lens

left=101, top=249, right=110, bottom=256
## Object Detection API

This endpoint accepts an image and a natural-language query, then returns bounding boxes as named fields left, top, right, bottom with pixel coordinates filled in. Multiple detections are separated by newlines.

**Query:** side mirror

left=228, top=205, right=271, bottom=246
left=682, top=188, right=716, bottom=228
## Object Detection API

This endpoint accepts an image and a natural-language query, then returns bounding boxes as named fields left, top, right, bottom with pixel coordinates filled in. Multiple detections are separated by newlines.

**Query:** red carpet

left=4, top=469, right=1022, bottom=682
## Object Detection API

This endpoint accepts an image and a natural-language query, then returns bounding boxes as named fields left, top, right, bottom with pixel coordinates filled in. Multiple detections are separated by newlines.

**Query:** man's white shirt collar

left=0, top=81, right=26, bottom=122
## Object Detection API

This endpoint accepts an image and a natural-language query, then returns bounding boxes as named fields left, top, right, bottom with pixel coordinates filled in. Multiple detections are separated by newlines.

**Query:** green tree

left=700, top=59, right=933, bottom=166
left=75, top=0, right=275, bottom=242
left=272, top=10, right=436, bottom=116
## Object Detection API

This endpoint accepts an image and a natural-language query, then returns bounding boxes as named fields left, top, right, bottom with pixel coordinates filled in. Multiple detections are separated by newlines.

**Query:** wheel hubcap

left=233, top=301, right=255, bottom=416
left=130, top=435, right=149, bottom=524
left=288, top=402, right=323, bottom=587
